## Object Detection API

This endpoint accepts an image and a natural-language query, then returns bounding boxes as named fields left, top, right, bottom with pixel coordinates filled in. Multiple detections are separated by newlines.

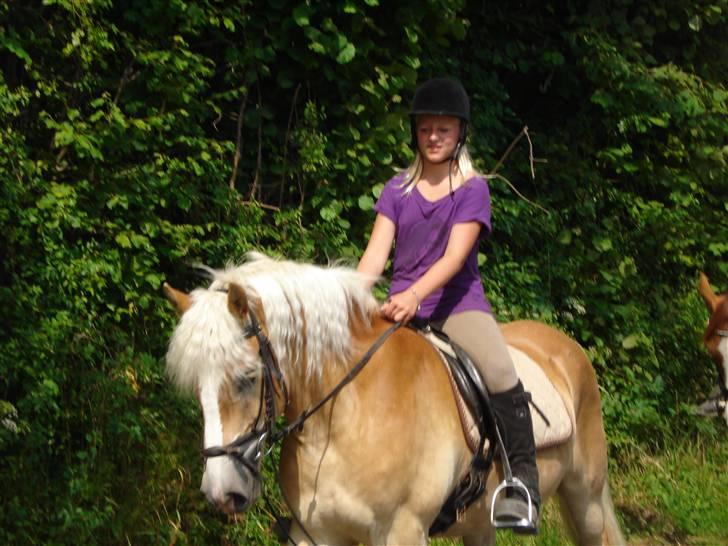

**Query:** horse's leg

left=286, top=520, right=356, bottom=546
left=557, top=403, right=625, bottom=545
left=599, top=483, right=626, bottom=546
left=555, top=409, right=611, bottom=546
left=558, top=479, right=626, bottom=546
left=376, top=509, right=428, bottom=546
left=462, top=527, right=495, bottom=546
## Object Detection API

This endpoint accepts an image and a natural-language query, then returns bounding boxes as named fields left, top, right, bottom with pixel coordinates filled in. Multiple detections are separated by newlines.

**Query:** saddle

left=407, top=321, right=573, bottom=535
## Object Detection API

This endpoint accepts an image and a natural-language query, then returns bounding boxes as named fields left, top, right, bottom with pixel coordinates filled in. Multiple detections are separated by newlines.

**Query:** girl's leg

left=434, top=311, right=541, bottom=534
left=434, top=310, right=517, bottom=393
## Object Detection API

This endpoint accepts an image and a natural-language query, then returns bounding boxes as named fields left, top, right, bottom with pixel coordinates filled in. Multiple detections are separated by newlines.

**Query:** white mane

left=166, top=253, right=379, bottom=392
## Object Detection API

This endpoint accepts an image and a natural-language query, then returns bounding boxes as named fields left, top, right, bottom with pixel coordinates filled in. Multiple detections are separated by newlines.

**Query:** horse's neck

left=282, top=359, right=348, bottom=423
left=276, top=312, right=376, bottom=419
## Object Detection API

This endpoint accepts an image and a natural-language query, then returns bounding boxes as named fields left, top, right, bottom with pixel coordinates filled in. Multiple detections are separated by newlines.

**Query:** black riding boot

left=490, top=380, right=541, bottom=534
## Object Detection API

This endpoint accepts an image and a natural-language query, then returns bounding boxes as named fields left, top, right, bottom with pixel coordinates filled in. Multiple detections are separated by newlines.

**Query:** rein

left=202, top=304, right=401, bottom=543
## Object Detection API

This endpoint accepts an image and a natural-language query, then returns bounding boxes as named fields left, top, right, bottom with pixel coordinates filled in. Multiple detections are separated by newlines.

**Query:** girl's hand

left=380, top=289, right=419, bottom=324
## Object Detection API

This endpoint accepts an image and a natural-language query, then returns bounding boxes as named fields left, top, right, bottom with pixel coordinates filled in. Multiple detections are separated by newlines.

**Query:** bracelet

left=409, top=287, right=421, bottom=311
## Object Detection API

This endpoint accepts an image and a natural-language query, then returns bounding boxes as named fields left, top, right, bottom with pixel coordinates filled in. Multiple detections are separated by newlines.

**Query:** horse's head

left=163, top=253, right=379, bottom=514
left=164, top=281, right=273, bottom=514
left=697, top=272, right=728, bottom=424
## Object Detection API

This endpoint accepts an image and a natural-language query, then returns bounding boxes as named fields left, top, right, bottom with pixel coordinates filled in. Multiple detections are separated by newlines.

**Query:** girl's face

left=416, top=114, right=461, bottom=165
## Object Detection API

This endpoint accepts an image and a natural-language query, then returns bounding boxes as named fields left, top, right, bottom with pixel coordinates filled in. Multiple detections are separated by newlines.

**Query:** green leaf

left=358, top=195, right=374, bottom=211
left=293, top=4, right=312, bottom=26
left=2, top=36, right=33, bottom=66
left=115, top=233, right=132, bottom=248
left=622, top=335, right=640, bottom=349
left=688, top=15, right=702, bottom=31
left=592, top=236, right=613, bottom=252
left=320, top=206, right=338, bottom=221
left=648, top=115, right=669, bottom=127
left=336, top=42, right=356, bottom=64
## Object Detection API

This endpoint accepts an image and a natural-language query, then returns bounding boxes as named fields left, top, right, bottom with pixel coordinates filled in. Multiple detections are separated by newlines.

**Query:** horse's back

left=501, top=320, right=601, bottom=412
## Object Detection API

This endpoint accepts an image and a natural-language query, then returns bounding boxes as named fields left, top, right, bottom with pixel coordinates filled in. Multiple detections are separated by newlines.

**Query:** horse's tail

left=601, top=482, right=626, bottom=546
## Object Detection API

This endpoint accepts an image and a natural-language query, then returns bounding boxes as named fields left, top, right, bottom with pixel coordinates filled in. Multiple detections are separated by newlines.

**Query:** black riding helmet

left=409, top=78, right=470, bottom=156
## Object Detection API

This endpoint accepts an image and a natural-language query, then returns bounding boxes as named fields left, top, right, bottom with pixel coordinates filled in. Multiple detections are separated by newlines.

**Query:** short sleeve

left=374, top=174, right=405, bottom=223
left=453, top=177, right=491, bottom=235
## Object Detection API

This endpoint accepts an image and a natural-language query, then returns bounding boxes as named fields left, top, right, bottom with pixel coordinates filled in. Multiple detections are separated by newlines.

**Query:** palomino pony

left=164, top=253, right=624, bottom=545
left=696, top=272, right=728, bottom=425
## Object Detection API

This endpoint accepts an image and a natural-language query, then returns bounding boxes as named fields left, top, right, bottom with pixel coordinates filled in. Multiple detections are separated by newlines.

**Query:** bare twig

left=279, top=83, right=302, bottom=207
left=491, top=125, right=528, bottom=175
left=248, top=77, right=263, bottom=201
left=228, top=90, right=248, bottom=190
left=212, top=109, right=223, bottom=132
left=484, top=173, right=550, bottom=215
left=113, top=64, right=138, bottom=106
left=238, top=198, right=280, bottom=212
left=488, top=125, right=550, bottom=214
left=524, top=126, right=536, bottom=179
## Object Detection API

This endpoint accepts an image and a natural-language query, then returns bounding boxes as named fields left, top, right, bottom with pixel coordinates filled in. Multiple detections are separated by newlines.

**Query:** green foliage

left=1, top=0, right=726, bottom=543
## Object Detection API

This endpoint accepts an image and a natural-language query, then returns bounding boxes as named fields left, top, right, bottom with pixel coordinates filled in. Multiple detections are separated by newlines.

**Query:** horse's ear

left=698, top=272, right=717, bottom=313
left=227, top=282, right=249, bottom=320
left=163, top=282, right=192, bottom=315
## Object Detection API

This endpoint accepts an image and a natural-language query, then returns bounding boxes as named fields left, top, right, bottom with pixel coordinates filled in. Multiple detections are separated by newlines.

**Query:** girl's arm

left=357, top=213, right=396, bottom=288
left=380, top=221, right=481, bottom=323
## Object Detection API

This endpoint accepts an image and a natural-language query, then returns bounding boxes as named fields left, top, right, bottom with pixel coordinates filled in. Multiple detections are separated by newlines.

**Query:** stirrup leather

left=490, top=476, right=538, bottom=532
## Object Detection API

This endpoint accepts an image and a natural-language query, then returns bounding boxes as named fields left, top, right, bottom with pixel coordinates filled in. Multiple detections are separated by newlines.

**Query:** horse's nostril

left=228, top=492, right=248, bottom=512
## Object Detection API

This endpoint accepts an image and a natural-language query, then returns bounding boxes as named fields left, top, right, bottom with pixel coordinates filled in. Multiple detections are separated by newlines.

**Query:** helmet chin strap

left=425, top=140, right=463, bottom=198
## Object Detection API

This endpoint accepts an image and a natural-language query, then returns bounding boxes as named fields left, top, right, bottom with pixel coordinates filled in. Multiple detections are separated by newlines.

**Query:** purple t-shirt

left=374, top=173, right=493, bottom=320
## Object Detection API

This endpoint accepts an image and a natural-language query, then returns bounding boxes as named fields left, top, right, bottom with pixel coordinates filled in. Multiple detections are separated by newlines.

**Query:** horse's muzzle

left=201, top=455, right=261, bottom=514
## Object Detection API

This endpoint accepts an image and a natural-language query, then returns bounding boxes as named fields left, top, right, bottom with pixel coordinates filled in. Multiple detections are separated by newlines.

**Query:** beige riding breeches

left=431, top=310, right=518, bottom=394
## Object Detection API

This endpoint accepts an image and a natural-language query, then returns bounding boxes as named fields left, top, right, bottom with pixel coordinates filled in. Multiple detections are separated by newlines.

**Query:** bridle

left=201, top=299, right=401, bottom=500
left=201, top=309, right=288, bottom=474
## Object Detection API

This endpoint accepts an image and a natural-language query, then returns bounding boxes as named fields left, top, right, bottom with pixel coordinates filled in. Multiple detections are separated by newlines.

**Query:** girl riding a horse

left=357, top=77, right=540, bottom=533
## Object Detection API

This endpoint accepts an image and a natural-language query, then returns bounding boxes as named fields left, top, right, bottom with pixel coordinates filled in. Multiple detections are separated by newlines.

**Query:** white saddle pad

left=423, top=331, right=573, bottom=452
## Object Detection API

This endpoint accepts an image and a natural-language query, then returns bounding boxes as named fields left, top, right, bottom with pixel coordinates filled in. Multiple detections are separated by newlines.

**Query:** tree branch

left=279, top=83, right=302, bottom=207
left=488, top=125, right=549, bottom=214
left=248, top=77, right=263, bottom=201
left=228, top=90, right=248, bottom=190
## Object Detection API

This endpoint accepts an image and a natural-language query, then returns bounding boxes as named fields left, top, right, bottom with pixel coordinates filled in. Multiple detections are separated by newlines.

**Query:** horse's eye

left=234, top=374, right=257, bottom=393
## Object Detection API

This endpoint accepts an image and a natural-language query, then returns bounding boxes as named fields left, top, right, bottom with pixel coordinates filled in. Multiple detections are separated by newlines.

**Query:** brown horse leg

left=287, top=521, right=356, bottom=546
left=558, top=480, right=625, bottom=546
left=462, top=527, right=496, bottom=546
left=599, top=483, right=626, bottom=545
left=376, top=509, right=428, bottom=545
left=558, top=479, right=605, bottom=545
left=556, top=398, right=624, bottom=546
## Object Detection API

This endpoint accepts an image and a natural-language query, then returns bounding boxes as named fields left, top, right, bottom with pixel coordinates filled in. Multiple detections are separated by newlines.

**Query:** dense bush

left=1, top=0, right=726, bottom=543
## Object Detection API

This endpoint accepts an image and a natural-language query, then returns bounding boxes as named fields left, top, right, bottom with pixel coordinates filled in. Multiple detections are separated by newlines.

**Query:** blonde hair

left=398, top=144, right=478, bottom=194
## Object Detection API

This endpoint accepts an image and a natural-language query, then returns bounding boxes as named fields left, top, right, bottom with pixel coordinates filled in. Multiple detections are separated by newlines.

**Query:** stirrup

left=490, top=476, right=538, bottom=534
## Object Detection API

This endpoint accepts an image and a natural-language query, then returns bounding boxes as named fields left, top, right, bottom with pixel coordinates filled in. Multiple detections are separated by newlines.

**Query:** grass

left=612, top=434, right=728, bottom=546
left=432, top=432, right=728, bottom=546
left=182, top=430, right=727, bottom=545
